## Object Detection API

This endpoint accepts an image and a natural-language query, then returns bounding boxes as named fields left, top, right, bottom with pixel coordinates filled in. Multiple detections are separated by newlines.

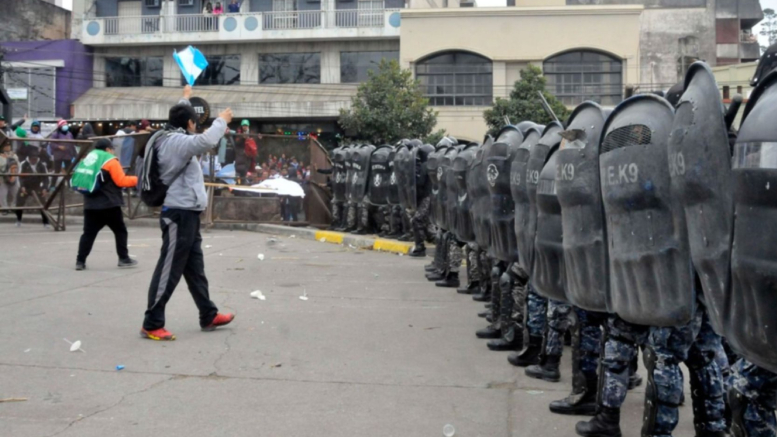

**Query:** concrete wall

left=638, top=6, right=715, bottom=91
left=400, top=5, right=642, bottom=139
left=0, top=0, right=71, bottom=41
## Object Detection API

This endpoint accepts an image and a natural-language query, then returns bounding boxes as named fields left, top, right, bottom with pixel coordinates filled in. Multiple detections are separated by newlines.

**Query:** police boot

left=435, top=272, right=460, bottom=288
left=472, top=278, right=491, bottom=302
left=508, top=335, right=543, bottom=367
left=472, top=291, right=490, bottom=302
left=628, top=355, right=643, bottom=390
left=477, top=309, right=489, bottom=318
left=526, top=354, right=561, bottom=382
left=457, top=281, right=479, bottom=295
left=641, top=346, right=683, bottom=437
left=487, top=324, right=522, bottom=351
left=425, top=270, right=445, bottom=281
left=728, top=387, right=748, bottom=437
left=475, top=326, right=500, bottom=339
left=424, top=262, right=437, bottom=271
left=575, top=407, right=622, bottom=437
left=398, top=233, right=413, bottom=242
left=550, top=328, right=598, bottom=416
left=550, top=375, right=598, bottom=416
left=408, top=245, right=427, bottom=258
left=488, top=273, right=522, bottom=351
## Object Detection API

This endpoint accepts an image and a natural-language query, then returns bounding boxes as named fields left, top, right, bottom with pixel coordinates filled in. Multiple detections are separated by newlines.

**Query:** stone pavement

left=0, top=223, right=698, bottom=437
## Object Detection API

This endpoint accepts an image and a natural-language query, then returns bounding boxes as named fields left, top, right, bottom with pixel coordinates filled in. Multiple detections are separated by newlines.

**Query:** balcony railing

left=262, top=10, right=323, bottom=30
left=95, top=9, right=395, bottom=37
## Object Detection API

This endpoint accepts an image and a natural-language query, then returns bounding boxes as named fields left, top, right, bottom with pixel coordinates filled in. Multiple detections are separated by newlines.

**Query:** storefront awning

left=72, top=85, right=358, bottom=121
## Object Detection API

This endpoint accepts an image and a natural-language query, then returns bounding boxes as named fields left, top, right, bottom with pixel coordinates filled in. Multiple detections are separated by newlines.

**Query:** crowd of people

left=325, top=55, right=777, bottom=437
left=0, top=116, right=154, bottom=227
left=1, top=112, right=312, bottom=225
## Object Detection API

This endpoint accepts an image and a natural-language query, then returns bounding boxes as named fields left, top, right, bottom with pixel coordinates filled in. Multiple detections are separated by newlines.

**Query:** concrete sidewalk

left=0, top=224, right=699, bottom=437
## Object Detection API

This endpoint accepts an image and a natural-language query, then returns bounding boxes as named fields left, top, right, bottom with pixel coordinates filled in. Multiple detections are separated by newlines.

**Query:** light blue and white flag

left=173, top=46, right=209, bottom=86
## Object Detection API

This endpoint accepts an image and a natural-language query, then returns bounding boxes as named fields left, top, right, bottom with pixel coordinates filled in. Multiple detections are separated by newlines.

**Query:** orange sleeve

left=103, top=159, right=138, bottom=188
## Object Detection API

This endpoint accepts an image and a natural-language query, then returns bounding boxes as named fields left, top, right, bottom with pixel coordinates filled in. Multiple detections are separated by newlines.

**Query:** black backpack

left=137, top=129, right=188, bottom=207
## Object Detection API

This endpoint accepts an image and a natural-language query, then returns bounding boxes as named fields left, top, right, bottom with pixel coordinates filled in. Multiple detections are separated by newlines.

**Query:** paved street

left=0, top=223, right=698, bottom=437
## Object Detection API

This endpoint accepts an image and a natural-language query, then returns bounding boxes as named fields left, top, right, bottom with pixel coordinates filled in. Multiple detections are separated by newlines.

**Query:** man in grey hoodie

left=141, top=85, right=235, bottom=341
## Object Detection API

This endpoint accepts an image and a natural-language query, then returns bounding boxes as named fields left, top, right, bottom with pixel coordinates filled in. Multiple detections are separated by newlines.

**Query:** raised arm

left=103, top=158, right=138, bottom=188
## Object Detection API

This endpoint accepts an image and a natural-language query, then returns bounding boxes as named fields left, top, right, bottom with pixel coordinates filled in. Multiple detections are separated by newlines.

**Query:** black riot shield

left=367, top=145, right=393, bottom=206
left=468, top=139, right=492, bottom=251
left=532, top=142, right=567, bottom=302
left=344, top=145, right=356, bottom=202
left=514, top=124, right=556, bottom=274
left=442, top=146, right=461, bottom=235
left=394, top=143, right=415, bottom=211
left=555, top=102, right=610, bottom=312
left=387, top=146, right=400, bottom=206
left=426, top=146, right=446, bottom=229
left=668, top=62, right=734, bottom=334
left=729, top=69, right=777, bottom=373
left=347, top=144, right=375, bottom=203
left=332, top=145, right=348, bottom=203
left=477, top=137, right=495, bottom=254
left=453, top=143, right=478, bottom=244
left=600, top=95, right=693, bottom=327
left=486, top=126, right=525, bottom=262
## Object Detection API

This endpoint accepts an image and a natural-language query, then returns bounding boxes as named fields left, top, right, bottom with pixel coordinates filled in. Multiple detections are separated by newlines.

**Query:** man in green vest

left=72, top=139, right=139, bottom=271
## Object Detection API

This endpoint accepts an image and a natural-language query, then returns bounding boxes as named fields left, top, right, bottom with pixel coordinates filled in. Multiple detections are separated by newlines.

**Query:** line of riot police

left=378, top=58, right=777, bottom=437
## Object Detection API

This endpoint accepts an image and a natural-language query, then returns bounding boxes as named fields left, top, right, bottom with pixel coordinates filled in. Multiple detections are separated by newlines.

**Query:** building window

left=340, top=51, right=399, bottom=83
left=543, top=50, right=623, bottom=106
left=180, top=55, right=241, bottom=86
left=3, top=67, right=56, bottom=119
left=105, top=57, right=164, bottom=87
left=259, top=52, right=321, bottom=84
left=415, top=51, right=493, bottom=106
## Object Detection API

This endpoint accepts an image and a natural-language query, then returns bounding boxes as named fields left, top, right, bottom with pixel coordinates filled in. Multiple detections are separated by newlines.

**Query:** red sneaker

left=140, top=327, right=176, bottom=341
left=202, top=313, right=235, bottom=331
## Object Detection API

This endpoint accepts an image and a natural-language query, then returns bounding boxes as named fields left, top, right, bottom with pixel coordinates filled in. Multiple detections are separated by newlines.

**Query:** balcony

left=82, top=10, right=401, bottom=45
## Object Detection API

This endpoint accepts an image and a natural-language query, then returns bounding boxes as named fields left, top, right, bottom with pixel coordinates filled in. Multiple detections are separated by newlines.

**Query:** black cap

left=26, top=147, right=41, bottom=157
left=94, top=138, right=113, bottom=151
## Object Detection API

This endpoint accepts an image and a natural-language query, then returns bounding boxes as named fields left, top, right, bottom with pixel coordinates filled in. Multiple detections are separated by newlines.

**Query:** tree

left=761, top=8, right=777, bottom=53
left=483, top=64, right=570, bottom=135
left=339, top=59, right=438, bottom=144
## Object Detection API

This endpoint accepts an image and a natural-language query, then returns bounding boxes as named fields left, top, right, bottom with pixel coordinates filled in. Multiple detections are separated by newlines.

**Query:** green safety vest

left=71, top=149, right=116, bottom=194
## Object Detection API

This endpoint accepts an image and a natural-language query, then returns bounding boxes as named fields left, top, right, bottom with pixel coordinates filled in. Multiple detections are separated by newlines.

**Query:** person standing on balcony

left=203, top=1, right=213, bottom=14
left=214, top=2, right=224, bottom=15
left=227, top=0, right=241, bottom=13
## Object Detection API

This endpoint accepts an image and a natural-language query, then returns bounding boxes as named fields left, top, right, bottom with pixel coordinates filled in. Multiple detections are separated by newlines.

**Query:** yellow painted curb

left=373, top=239, right=413, bottom=254
left=315, top=231, right=344, bottom=244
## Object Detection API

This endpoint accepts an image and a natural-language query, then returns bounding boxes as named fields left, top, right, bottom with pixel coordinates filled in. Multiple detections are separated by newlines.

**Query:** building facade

left=70, top=0, right=404, bottom=144
left=403, top=0, right=763, bottom=139
left=1, top=40, right=94, bottom=121
left=69, top=0, right=762, bottom=141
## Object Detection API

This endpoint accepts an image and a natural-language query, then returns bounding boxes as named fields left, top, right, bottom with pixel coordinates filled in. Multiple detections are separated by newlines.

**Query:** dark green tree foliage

left=339, top=59, right=438, bottom=145
left=761, top=9, right=777, bottom=53
left=483, top=64, right=570, bottom=135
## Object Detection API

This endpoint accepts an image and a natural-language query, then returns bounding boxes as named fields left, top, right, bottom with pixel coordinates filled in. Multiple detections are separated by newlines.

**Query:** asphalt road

left=0, top=223, right=698, bottom=437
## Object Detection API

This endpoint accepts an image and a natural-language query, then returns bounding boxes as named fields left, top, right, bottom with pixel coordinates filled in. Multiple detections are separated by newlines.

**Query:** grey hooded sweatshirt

left=155, top=99, right=226, bottom=211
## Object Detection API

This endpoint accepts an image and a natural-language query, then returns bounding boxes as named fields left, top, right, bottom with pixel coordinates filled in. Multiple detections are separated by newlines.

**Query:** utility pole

left=0, top=47, right=13, bottom=123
